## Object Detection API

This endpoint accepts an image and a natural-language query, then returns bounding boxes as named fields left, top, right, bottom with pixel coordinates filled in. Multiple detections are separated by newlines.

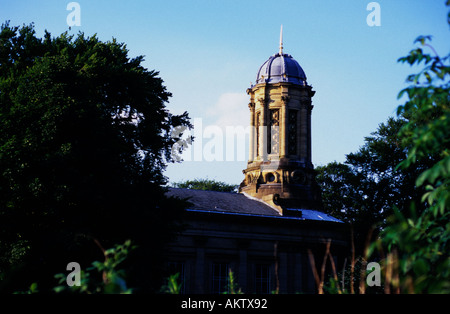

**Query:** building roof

left=167, top=188, right=280, bottom=216
left=166, top=188, right=342, bottom=223
left=255, top=52, right=307, bottom=86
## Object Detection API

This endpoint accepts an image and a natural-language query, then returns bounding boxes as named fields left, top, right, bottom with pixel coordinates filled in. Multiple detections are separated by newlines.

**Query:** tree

left=373, top=10, right=450, bottom=293
left=321, top=1, right=450, bottom=293
left=171, top=178, right=238, bottom=193
left=0, top=22, right=192, bottom=292
left=316, top=117, right=429, bottom=254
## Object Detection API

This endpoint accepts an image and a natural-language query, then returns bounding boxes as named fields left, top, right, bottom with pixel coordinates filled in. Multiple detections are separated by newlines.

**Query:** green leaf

left=29, top=282, right=38, bottom=293
left=53, top=286, right=66, bottom=293
left=413, top=259, right=430, bottom=275
left=414, top=35, right=433, bottom=45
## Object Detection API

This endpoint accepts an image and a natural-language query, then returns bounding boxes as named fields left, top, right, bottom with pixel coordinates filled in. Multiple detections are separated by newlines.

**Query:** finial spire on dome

left=279, top=24, right=283, bottom=55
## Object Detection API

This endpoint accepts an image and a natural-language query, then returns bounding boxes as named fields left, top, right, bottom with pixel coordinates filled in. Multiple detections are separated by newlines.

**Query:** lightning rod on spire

left=279, top=24, right=283, bottom=55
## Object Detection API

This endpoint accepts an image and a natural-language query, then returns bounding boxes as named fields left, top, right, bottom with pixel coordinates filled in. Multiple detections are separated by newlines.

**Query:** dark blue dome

left=256, top=53, right=307, bottom=85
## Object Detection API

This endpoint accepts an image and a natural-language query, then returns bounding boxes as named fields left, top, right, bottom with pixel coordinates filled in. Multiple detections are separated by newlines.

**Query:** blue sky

left=2, top=0, right=449, bottom=185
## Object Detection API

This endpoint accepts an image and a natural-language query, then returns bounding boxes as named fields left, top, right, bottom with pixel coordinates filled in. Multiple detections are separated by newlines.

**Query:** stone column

left=194, top=247, right=205, bottom=293
left=248, top=102, right=255, bottom=162
left=297, top=105, right=304, bottom=162
left=280, top=95, right=289, bottom=158
left=307, top=103, right=313, bottom=166
left=299, top=98, right=312, bottom=164
left=258, top=98, right=267, bottom=161
left=238, top=248, right=248, bottom=292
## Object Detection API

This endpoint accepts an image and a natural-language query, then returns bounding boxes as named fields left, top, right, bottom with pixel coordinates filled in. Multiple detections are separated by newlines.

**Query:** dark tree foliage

left=376, top=12, right=450, bottom=292
left=318, top=1, right=449, bottom=292
left=316, top=117, right=434, bottom=254
left=0, top=22, right=192, bottom=292
left=172, top=178, right=238, bottom=193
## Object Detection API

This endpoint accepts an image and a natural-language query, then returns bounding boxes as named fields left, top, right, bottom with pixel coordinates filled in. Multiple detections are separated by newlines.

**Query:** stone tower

left=239, top=27, right=322, bottom=215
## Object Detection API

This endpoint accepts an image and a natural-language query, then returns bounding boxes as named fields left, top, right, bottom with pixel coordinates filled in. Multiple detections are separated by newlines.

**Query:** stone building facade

left=165, top=188, right=348, bottom=294
left=164, top=30, right=349, bottom=294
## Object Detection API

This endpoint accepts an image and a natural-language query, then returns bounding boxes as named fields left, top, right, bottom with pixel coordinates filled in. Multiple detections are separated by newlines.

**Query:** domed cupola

left=240, top=25, right=321, bottom=214
left=255, top=25, right=307, bottom=86
left=256, top=53, right=307, bottom=85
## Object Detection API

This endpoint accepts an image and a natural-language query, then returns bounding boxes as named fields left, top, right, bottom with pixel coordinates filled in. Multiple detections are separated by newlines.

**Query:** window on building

left=254, top=264, right=271, bottom=294
left=212, top=263, right=229, bottom=294
left=268, top=109, right=280, bottom=154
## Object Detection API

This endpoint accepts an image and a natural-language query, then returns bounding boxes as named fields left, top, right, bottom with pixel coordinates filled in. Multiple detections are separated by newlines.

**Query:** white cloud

left=206, top=92, right=249, bottom=128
